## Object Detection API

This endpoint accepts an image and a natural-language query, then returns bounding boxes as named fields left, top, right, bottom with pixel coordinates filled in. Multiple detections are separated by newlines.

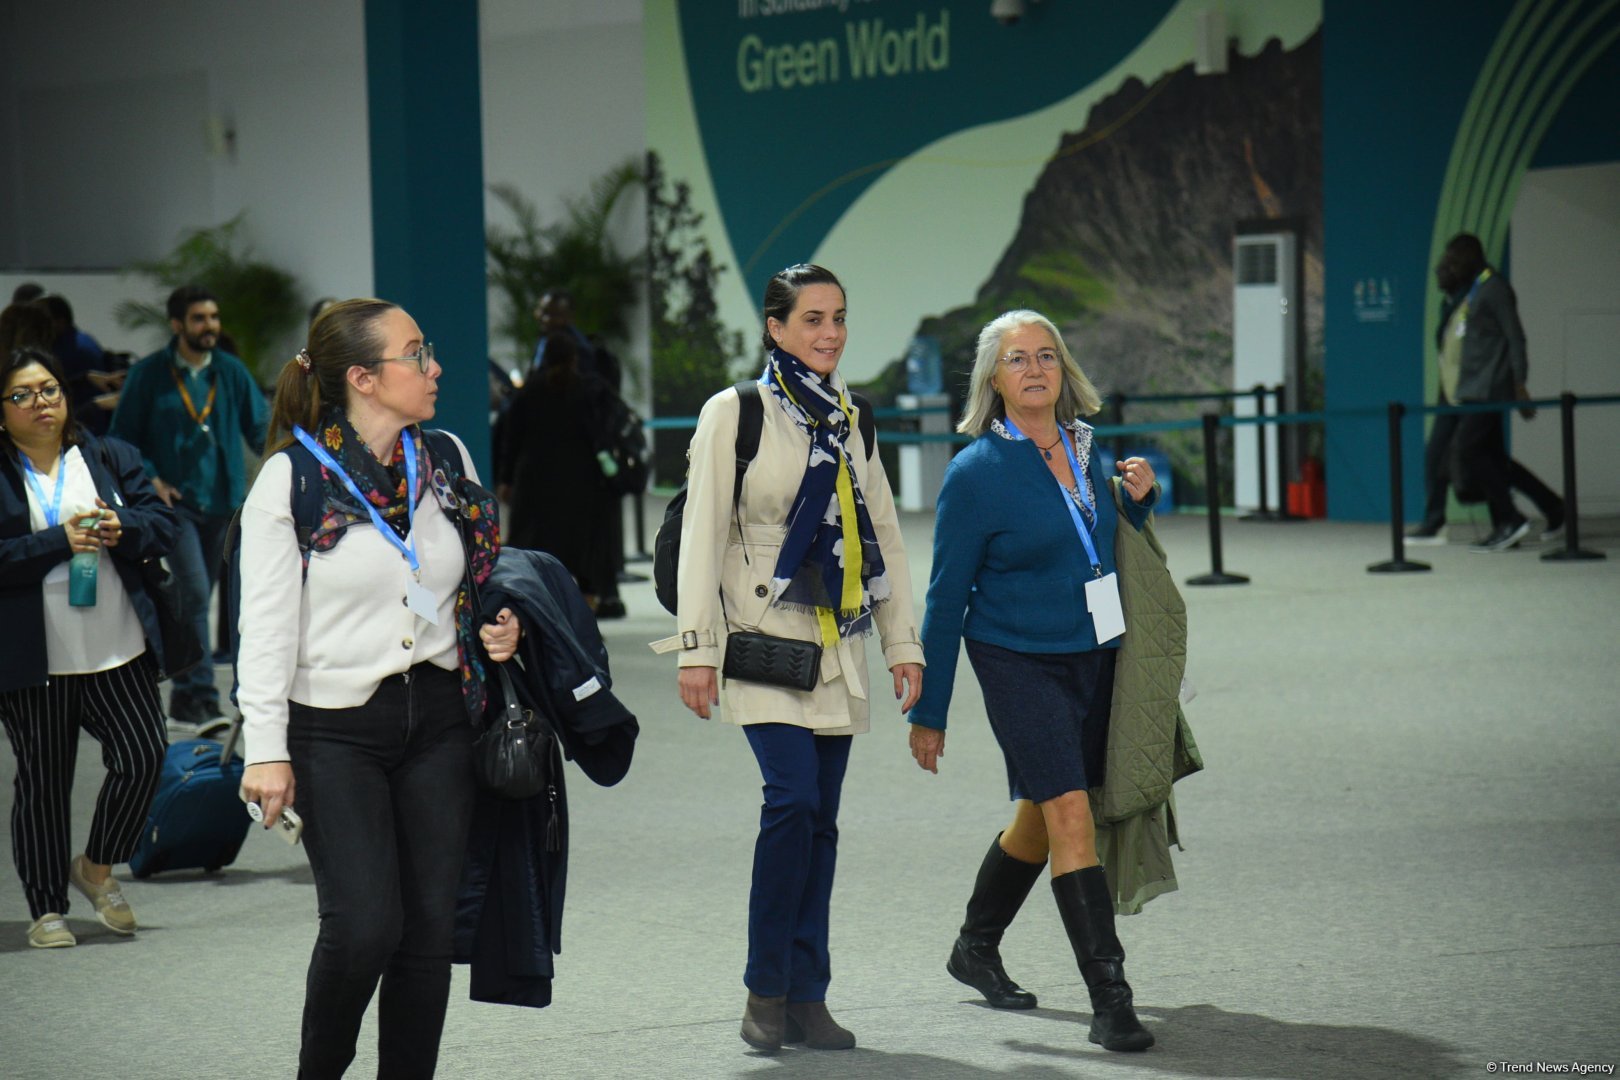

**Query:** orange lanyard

left=170, top=364, right=217, bottom=432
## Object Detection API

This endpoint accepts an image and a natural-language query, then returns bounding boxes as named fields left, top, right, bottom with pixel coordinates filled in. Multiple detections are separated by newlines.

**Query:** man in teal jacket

left=111, top=285, right=268, bottom=724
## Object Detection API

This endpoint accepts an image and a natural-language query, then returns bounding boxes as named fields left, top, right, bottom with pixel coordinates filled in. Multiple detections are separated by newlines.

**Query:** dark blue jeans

left=742, top=724, right=852, bottom=1003
left=167, top=509, right=231, bottom=708
left=288, top=664, right=475, bottom=1080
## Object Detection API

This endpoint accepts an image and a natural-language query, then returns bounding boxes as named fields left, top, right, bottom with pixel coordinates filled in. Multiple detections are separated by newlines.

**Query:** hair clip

left=295, top=348, right=312, bottom=371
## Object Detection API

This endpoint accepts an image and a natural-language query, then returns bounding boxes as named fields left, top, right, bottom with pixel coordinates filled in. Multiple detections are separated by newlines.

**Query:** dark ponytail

left=759, top=263, right=844, bottom=353
left=265, top=298, right=396, bottom=456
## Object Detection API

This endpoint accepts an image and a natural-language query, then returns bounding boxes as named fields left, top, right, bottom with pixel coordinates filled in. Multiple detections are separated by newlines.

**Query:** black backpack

left=652, top=381, right=874, bottom=616
left=598, top=391, right=650, bottom=497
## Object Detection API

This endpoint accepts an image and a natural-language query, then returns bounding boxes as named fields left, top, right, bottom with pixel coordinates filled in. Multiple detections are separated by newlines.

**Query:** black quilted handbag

left=722, top=631, right=822, bottom=693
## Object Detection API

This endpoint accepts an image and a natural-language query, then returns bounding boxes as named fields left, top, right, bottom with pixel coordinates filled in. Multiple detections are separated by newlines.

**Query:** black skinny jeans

left=288, top=664, right=474, bottom=1080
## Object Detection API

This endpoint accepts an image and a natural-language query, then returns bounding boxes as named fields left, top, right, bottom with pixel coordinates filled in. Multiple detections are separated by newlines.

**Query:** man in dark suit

left=1408, top=233, right=1563, bottom=553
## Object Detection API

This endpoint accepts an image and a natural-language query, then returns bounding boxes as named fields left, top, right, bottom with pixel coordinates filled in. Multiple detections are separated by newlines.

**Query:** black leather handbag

left=474, top=662, right=554, bottom=799
left=139, top=557, right=204, bottom=680
left=722, top=630, right=822, bottom=693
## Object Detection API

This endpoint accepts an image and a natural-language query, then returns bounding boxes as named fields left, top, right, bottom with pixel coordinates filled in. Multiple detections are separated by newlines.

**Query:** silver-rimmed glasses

left=998, top=350, right=1060, bottom=373
left=368, top=343, right=436, bottom=374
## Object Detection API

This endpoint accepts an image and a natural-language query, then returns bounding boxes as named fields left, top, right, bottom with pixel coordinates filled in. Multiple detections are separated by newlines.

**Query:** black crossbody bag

left=723, top=629, right=822, bottom=693
left=718, top=480, right=822, bottom=694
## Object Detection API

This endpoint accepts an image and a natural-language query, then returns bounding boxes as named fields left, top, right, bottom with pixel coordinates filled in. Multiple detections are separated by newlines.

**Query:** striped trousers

left=0, top=653, right=166, bottom=919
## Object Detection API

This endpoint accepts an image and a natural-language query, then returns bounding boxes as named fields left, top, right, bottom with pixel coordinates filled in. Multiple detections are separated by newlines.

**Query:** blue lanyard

left=292, top=426, right=421, bottom=575
left=1004, top=418, right=1103, bottom=576
left=21, top=450, right=67, bottom=528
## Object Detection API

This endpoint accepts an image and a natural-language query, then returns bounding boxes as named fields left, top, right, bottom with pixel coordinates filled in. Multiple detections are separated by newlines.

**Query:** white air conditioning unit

left=1232, top=231, right=1297, bottom=511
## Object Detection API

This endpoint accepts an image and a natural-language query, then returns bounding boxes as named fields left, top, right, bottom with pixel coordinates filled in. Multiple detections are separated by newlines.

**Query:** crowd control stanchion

left=1111, top=394, right=1127, bottom=462
left=1542, top=391, right=1604, bottom=563
left=1368, top=402, right=1430, bottom=574
left=625, top=492, right=651, bottom=564
left=1186, top=412, right=1249, bottom=586
left=1242, top=383, right=1280, bottom=522
left=1272, top=384, right=1302, bottom=520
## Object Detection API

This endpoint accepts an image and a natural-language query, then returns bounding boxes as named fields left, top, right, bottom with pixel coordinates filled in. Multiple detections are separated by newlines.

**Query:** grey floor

left=2, top=503, right=1618, bottom=1080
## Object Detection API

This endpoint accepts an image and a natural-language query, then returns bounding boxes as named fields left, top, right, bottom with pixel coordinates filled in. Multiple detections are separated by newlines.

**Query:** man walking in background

left=1408, top=233, right=1563, bottom=553
left=111, top=285, right=268, bottom=725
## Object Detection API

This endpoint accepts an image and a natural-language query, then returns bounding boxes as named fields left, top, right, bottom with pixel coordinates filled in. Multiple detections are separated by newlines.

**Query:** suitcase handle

left=216, top=714, right=244, bottom=766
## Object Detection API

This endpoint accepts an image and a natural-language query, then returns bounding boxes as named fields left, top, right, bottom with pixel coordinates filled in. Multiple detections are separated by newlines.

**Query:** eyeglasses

left=4, top=382, right=64, bottom=408
left=365, top=343, right=436, bottom=374
left=998, top=350, right=1061, bottom=372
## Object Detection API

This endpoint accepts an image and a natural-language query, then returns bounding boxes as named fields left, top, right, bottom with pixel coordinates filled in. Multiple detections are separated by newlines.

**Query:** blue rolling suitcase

left=129, top=721, right=252, bottom=878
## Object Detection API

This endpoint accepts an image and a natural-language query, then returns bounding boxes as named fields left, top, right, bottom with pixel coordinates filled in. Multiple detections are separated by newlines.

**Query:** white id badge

left=1085, top=572, right=1125, bottom=643
left=405, top=576, right=440, bottom=625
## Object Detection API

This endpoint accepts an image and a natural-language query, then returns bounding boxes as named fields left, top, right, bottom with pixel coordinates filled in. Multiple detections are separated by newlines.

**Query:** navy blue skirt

left=963, top=638, right=1116, bottom=804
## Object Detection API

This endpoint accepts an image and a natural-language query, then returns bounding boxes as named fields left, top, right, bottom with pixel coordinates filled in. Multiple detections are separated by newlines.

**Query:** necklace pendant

left=1044, top=449, right=1053, bottom=460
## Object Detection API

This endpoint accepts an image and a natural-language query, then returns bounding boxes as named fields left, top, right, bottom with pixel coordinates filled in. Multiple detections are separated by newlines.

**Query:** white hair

left=956, top=310, right=1102, bottom=437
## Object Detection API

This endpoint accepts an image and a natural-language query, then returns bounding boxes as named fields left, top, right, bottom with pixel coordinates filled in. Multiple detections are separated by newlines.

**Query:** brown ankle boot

left=740, top=993, right=787, bottom=1053
left=783, top=1001, right=856, bottom=1050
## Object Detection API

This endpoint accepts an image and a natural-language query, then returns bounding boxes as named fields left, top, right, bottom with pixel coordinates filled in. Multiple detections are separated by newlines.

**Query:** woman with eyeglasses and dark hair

left=910, top=310, right=1163, bottom=1053
left=658, top=264, right=925, bottom=1053
left=237, top=299, right=523, bottom=1078
left=0, top=346, right=178, bottom=949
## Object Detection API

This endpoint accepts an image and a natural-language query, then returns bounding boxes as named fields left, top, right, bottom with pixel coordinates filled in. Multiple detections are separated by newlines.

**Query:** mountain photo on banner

left=912, top=32, right=1323, bottom=501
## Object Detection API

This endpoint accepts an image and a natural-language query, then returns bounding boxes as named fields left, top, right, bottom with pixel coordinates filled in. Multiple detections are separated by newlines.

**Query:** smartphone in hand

left=246, top=801, right=305, bottom=846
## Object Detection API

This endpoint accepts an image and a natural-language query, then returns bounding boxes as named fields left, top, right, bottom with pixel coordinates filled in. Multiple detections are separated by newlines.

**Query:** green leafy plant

left=645, top=150, right=750, bottom=486
left=115, top=214, right=303, bottom=381
left=486, top=159, right=643, bottom=372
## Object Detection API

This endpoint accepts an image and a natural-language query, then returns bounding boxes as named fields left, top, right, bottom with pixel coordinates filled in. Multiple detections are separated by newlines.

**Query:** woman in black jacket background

left=495, top=332, right=618, bottom=612
left=0, top=346, right=178, bottom=949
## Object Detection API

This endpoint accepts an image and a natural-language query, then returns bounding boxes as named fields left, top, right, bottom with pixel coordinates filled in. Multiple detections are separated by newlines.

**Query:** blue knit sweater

left=911, top=422, right=1154, bottom=731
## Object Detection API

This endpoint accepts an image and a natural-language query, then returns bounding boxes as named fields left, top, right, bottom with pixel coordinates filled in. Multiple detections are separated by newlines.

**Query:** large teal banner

left=677, top=0, right=1176, bottom=294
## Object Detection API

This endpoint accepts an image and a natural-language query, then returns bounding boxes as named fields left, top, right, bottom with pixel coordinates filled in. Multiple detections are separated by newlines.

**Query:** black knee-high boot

left=946, top=834, right=1044, bottom=1009
left=1051, top=866, right=1154, bottom=1051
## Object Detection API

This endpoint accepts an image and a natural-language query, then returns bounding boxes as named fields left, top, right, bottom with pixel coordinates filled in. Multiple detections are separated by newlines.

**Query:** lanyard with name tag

left=291, top=426, right=439, bottom=626
left=22, top=452, right=75, bottom=585
left=1004, top=418, right=1124, bottom=643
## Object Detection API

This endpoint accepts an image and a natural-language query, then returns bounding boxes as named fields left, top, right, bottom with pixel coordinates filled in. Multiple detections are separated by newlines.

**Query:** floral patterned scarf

left=304, top=411, right=500, bottom=721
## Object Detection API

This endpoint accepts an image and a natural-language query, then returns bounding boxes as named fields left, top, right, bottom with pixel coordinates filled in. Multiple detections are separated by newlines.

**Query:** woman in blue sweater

left=910, top=310, right=1158, bottom=1052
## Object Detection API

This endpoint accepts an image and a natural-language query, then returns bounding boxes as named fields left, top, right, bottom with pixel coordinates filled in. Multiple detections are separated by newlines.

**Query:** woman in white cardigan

left=664, top=264, right=924, bottom=1053
left=237, top=299, right=520, bottom=1079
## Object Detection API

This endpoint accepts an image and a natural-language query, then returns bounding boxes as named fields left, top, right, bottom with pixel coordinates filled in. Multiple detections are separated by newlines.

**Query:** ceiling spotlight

left=990, top=0, right=1025, bottom=26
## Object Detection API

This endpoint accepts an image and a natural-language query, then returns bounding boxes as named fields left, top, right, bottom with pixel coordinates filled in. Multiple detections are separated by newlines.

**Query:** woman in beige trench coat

left=656, top=264, right=924, bottom=1054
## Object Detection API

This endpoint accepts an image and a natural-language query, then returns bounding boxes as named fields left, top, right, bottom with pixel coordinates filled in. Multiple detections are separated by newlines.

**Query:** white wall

left=0, top=1, right=650, bottom=395
left=479, top=0, right=648, bottom=399
left=1510, top=163, right=1620, bottom=518
left=0, top=0, right=373, bottom=359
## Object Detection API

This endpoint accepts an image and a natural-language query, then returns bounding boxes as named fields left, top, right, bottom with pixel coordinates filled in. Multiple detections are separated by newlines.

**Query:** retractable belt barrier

left=634, top=391, right=1619, bottom=583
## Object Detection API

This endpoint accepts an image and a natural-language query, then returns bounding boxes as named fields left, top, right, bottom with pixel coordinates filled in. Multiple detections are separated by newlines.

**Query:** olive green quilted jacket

left=1091, top=479, right=1203, bottom=914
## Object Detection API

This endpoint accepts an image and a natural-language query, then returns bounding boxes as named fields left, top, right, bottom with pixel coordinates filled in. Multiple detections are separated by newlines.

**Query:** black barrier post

left=1242, top=383, right=1279, bottom=522
left=1368, top=401, right=1430, bottom=573
left=1187, top=412, right=1250, bottom=586
left=626, top=491, right=651, bottom=564
left=1272, top=383, right=1302, bottom=520
left=1542, top=391, right=1604, bottom=563
left=1111, top=393, right=1127, bottom=462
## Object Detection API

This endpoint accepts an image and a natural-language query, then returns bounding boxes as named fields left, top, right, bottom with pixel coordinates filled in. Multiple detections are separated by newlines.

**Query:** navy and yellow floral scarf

left=762, top=348, right=890, bottom=643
